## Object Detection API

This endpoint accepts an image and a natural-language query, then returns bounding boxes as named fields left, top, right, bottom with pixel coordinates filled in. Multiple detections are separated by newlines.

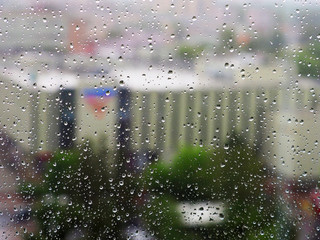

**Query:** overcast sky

left=1, top=0, right=319, bottom=11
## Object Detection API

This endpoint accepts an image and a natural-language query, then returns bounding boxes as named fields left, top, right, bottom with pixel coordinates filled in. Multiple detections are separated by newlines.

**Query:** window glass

left=0, top=0, right=319, bottom=239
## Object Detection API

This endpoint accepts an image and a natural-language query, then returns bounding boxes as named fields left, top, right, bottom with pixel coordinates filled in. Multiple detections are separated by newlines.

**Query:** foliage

left=20, top=143, right=128, bottom=240
left=246, top=219, right=295, bottom=240
left=217, top=29, right=237, bottom=53
left=247, top=31, right=285, bottom=54
left=143, top=196, right=202, bottom=240
left=177, top=44, right=206, bottom=63
left=141, top=136, right=276, bottom=239
left=296, top=41, right=320, bottom=78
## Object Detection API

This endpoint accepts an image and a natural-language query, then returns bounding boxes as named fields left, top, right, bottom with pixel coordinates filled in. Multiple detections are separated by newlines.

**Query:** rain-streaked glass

left=0, top=1, right=319, bottom=239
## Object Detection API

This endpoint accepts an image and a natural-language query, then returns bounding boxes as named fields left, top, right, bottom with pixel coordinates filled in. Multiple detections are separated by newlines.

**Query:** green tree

left=177, top=44, right=206, bottom=63
left=20, top=143, right=132, bottom=240
left=248, top=31, right=285, bottom=54
left=141, top=136, right=276, bottom=239
left=217, top=28, right=237, bottom=54
left=296, top=41, right=320, bottom=78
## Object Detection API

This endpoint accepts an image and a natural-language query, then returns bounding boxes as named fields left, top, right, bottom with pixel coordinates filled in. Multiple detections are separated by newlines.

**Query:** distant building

left=0, top=8, right=96, bottom=54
